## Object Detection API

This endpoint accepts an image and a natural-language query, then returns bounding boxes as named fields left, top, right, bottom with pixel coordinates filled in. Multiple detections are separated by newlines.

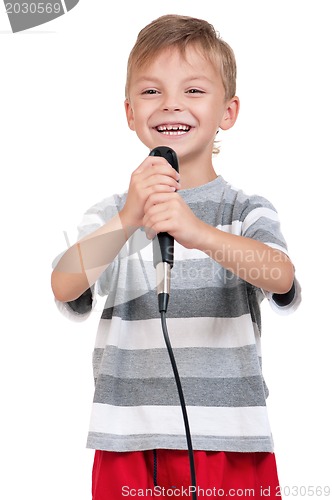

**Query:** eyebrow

left=134, top=75, right=214, bottom=85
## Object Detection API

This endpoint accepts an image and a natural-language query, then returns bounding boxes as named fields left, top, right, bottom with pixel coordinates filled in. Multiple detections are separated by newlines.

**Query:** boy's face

left=125, top=45, right=238, bottom=164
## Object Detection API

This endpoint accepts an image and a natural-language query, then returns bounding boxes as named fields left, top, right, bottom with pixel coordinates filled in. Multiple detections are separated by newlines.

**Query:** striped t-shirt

left=59, top=175, right=300, bottom=453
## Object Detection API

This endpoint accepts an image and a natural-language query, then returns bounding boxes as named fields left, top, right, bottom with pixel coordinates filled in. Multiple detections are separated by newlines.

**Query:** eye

left=186, top=88, right=205, bottom=94
left=142, top=89, right=159, bottom=95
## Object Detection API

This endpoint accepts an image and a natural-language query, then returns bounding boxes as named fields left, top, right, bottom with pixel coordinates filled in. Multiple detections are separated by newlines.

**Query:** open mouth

left=155, top=124, right=192, bottom=135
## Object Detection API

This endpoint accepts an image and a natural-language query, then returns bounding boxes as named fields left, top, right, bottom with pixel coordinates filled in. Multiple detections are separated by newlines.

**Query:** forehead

left=132, top=45, right=220, bottom=80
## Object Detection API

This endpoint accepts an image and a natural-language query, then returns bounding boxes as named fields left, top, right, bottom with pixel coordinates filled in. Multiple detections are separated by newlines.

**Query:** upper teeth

left=157, top=125, right=190, bottom=131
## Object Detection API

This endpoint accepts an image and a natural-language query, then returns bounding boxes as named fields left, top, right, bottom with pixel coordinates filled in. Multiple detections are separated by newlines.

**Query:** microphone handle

left=154, top=232, right=174, bottom=268
left=149, top=147, right=179, bottom=269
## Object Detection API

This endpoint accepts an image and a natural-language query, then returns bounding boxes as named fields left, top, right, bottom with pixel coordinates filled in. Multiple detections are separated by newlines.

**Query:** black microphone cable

left=149, top=147, right=197, bottom=500
left=160, top=310, right=197, bottom=500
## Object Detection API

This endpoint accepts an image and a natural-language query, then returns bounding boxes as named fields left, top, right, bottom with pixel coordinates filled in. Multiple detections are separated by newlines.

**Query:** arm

left=51, top=155, right=180, bottom=303
left=143, top=192, right=294, bottom=295
left=51, top=210, right=136, bottom=303
left=196, top=224, right=294, bottom=294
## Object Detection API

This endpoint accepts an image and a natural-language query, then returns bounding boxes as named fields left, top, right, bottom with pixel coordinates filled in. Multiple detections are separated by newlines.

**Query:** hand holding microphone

left=143, top=147, right=207, bottom=311
left=120, top=152, right=180, bottom=230
left=121, top=146, right=204, bottom=312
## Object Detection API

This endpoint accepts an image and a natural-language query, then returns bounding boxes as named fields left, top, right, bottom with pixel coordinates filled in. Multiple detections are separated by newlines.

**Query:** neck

left=177, top=157, right=218, bottom=190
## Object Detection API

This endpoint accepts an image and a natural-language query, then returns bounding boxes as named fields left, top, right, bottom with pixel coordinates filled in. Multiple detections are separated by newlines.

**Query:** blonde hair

left=125, top=14, right=237, bottom=101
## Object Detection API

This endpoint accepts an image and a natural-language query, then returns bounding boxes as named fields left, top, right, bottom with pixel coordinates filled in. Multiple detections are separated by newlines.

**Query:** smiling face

left=125, top=44, right=239, bottom=168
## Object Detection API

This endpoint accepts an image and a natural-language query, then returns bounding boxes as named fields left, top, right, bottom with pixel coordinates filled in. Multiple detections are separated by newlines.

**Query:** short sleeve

left=240, top=194, right=301, bottom=314
left=76, top=194, right=124, bottom=240
left=241, top=195, right=288, bottom=254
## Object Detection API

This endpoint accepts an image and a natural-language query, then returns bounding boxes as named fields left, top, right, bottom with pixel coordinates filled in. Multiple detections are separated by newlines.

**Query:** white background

left=1, top=0, right=331, bottom=498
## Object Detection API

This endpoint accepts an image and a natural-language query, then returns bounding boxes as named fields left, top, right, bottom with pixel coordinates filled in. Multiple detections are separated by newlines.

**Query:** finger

left=143, top=201, right=169, bottom=224
left=144, top=218, right=173, bottom=240
left=139, top=156, right=180, bottom=180
left=144, top=192, right=175, bottom=214
left=144, top=227, right=157, bottom=240
left=134, top=156, right=167, bottom=174
left=145, top=173, right=179, bottom=188
left=131, top=171, right=179, bottom=197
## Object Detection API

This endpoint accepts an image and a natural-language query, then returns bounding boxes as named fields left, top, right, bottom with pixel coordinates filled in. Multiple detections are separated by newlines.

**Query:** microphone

left=149, top=147, right=179, bottom=313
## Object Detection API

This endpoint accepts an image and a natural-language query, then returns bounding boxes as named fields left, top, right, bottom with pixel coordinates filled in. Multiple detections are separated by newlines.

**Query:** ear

left=124, top=99, right=135, bottom=131
left=220, top=96, right=240, bottom=131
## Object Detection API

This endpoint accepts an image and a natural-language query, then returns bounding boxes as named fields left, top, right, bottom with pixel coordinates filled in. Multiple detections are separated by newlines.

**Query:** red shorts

left=92, top=449, right=281, bottom=499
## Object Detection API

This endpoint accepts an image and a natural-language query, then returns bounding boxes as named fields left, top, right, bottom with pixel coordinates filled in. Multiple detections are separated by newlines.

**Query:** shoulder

left=84, top=191, right=128, bottom=219
left=222, top=179, right=278, bottom=221
left=77, top=191, right=128, bottom=239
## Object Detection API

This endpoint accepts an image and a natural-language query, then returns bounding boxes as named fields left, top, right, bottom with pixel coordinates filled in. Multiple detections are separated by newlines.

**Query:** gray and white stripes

left=58, top=175, right=300, bottom=453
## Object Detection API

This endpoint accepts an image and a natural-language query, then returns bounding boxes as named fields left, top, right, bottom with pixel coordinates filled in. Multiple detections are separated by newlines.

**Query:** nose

left=163, top=104, right=181, bottom=112
left=162, top=92, right=183, bottom=112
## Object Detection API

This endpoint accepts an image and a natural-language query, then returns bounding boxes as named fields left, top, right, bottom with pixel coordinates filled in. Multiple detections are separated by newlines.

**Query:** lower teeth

left=160, top=130, right=188, bottom=135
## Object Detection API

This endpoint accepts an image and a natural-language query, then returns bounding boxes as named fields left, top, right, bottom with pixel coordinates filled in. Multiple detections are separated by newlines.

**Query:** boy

left=52, top=14, right=300, bottom=499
